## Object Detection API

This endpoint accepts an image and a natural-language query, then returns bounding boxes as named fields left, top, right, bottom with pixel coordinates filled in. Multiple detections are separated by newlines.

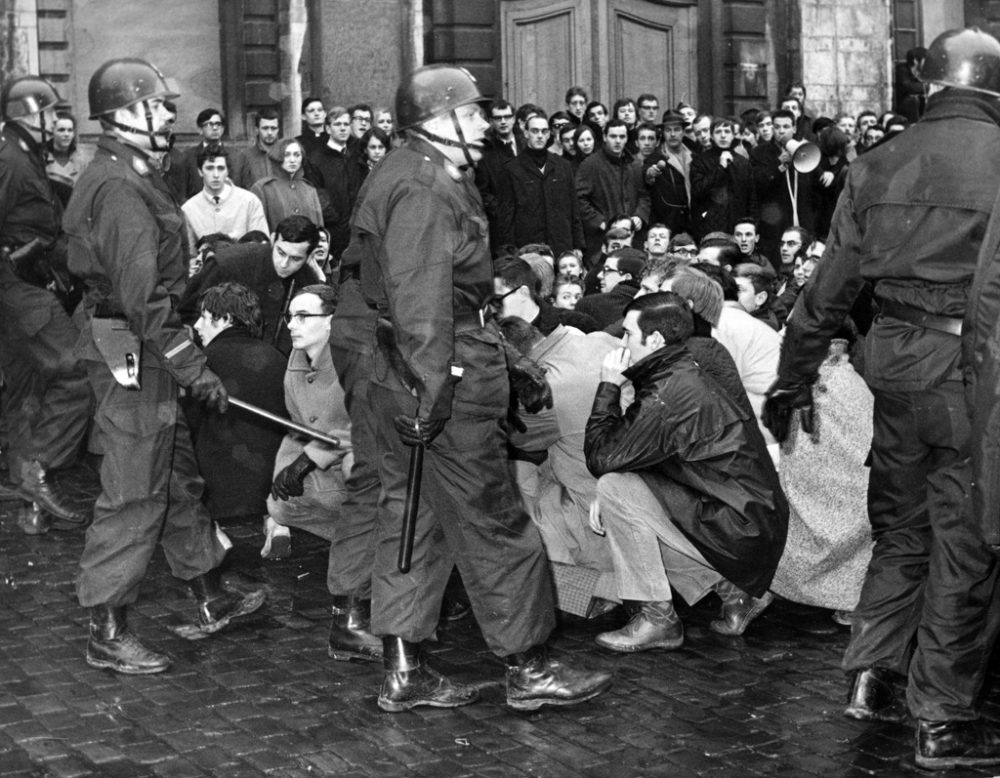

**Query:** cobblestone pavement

left=2, top=466, right=1000, bottom=778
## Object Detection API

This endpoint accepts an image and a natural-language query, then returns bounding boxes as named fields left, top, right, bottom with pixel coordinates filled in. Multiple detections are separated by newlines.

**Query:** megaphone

left=784, top=138, right=821, bottom=173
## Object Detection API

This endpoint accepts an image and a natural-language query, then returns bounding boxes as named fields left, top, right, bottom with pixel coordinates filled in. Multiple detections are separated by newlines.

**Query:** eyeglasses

left=489, top=286, right=521, bottom=308
left=674, top=247, right=697, bottom=255
left=597, top=265, right=622, bottom=276
left=283, top=312, right=330, bottom=325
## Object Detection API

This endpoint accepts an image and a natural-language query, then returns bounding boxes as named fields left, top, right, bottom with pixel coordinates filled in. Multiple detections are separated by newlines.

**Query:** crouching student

left=266, top=284, right=379, bottom=662
left=584, top=292, right=788, bottom=651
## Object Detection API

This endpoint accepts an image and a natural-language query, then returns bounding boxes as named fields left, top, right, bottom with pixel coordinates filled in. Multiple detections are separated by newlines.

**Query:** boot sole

left=328, top=646, right=381, bottom=663
left=594, top=636, right=683, bottom=652
left=86, top=654, right=171, bottom=675
left=844, top=704, right=906, bottom=723
left=507, top=677, right=613, bottom=711
left=915, top=754, right=1000, bottom=769
left=377, top=693, right=480, bottom=713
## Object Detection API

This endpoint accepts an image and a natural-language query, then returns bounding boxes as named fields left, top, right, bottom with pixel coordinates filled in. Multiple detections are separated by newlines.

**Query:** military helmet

left=88, top=57, right=178, bottom=119
left=920, top=27, right=1000, bottom=96
left=1, top=76, right=61, bottom=122
left=395, top=64, right=490, bottom=130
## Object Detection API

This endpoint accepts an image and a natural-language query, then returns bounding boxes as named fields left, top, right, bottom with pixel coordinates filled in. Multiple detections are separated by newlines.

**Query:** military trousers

left=0, top=263, right=91, bottom=478
left=367, top=382, right=555, bottom=656
left=842, top=380, right=1000, bottom=721
left=77, top=358, right=226, bottom=607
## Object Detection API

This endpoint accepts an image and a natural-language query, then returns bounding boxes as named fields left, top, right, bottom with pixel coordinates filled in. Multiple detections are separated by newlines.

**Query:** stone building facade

left=0, top=0, right=994, bottom=143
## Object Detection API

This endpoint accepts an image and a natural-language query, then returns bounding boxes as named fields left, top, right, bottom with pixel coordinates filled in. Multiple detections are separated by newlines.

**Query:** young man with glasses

left=168, top=107, right=229, bottom=200
left=348, top=103, right=373, bottom=141
left=496, top=114, right=584, bottom=257
left=575, top=247, right=646, bottom=329
left=476, top=99, right=524, bottom=254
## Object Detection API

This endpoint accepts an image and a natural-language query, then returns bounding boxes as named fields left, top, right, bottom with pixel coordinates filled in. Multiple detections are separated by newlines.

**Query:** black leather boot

left=328, top=596, right=382, bottom=662
left=377, top=636, right=479, bottom=713
left=710, top=580, right=774, bottom=636
left=188, top=569, right=266, bottom=634
left=916, top=718, right=1000, bottom=769
left=86, top=605, right=171, bottom=675
left=17, top=460, right=88, bottom=528
left=595, top=600, right=683, bottom=652
left=844, top=666, right=907, bottom=722
left=505, top=645, right=612, bottom=711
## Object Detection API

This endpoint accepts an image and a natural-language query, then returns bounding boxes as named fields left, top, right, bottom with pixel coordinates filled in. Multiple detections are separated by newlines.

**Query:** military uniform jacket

left=780, top=90, right=1000, bottom=392
left=0, top=121, right=62, bottom=246
left=355, top=137, right=508, bottom=421
left=65, top=134, right=206, bottom=386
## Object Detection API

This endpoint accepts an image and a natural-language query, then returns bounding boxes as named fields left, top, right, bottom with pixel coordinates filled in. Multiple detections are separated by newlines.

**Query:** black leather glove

left=393, top=414, right=446, bottom=447
left=762, top=382, right=814, bottom=444
left=271, top=453, right=316, bottom=501
left=509, top=355, right=554, bottom=414
left=189, top=368, right=229, bottom=413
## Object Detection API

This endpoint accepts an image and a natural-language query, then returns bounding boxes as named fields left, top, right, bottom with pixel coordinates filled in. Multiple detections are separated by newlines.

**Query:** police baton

left=398, top=443, right=423, bottom=574
left=229, top=397, right=342, bottom=449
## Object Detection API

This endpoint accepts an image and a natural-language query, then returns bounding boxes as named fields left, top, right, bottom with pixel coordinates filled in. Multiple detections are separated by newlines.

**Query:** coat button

left=307, top=376, right=314, bottom=383
left=309, top=415, right=317, bottom=423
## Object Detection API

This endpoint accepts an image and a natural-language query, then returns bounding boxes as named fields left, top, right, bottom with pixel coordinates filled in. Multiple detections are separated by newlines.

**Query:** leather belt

left=879, top=299, right=962, bottom=337
left=370, top=306, right=490, bottom=332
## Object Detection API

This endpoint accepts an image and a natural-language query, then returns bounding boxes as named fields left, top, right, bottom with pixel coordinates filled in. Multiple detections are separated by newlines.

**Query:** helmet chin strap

left=18, top=113, right=51, bottom=146
left=105, top=99, right=170, bottom=151
left=411, top=110, right=477, bottom=168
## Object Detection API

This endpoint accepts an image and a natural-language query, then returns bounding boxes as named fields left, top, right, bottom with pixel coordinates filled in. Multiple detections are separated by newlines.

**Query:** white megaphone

left=784, top=138, right=821, bottom=173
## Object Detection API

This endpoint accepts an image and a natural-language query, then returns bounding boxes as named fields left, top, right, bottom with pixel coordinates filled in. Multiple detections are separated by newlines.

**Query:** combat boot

left=377, top=637, right=479, bottom=712
left=86, top=604, right=171, bottom=675
left=710, top=580, right=774, bottom=636
left=188, top=568, right=266, bottom=634
left=844, top=667, right=907, bottom=722
left=328, top=596, right=381, bottom=662
left=505, top=645, right=613, bottom=711
left=916, top=718, right=1000, bottom=769
left=595, top=600, right=683, bottom=652
left=17, top=459, right=88, bottom=528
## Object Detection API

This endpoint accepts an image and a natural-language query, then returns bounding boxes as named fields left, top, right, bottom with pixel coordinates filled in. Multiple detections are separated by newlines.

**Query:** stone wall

left=316, top=0, right=405, bottom=113
left=798, top=0, right=892, bottom=119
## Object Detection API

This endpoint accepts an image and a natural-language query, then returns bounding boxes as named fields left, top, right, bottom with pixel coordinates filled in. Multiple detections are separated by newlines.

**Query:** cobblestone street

left=2, top=466, right=1000, bottom=778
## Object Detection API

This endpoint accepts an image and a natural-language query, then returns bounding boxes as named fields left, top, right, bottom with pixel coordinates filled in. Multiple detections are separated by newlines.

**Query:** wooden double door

left=500, top=0, right=699, bottom=114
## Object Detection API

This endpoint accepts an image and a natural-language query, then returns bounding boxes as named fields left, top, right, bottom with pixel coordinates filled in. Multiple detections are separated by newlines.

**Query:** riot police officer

left=764, top=29, right=1000, bottom=769
left=64, top=58, right=264, bottom=675
left=350, top=64, right=612, bottom=712
left=0, top=75, right=92, bottom=527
